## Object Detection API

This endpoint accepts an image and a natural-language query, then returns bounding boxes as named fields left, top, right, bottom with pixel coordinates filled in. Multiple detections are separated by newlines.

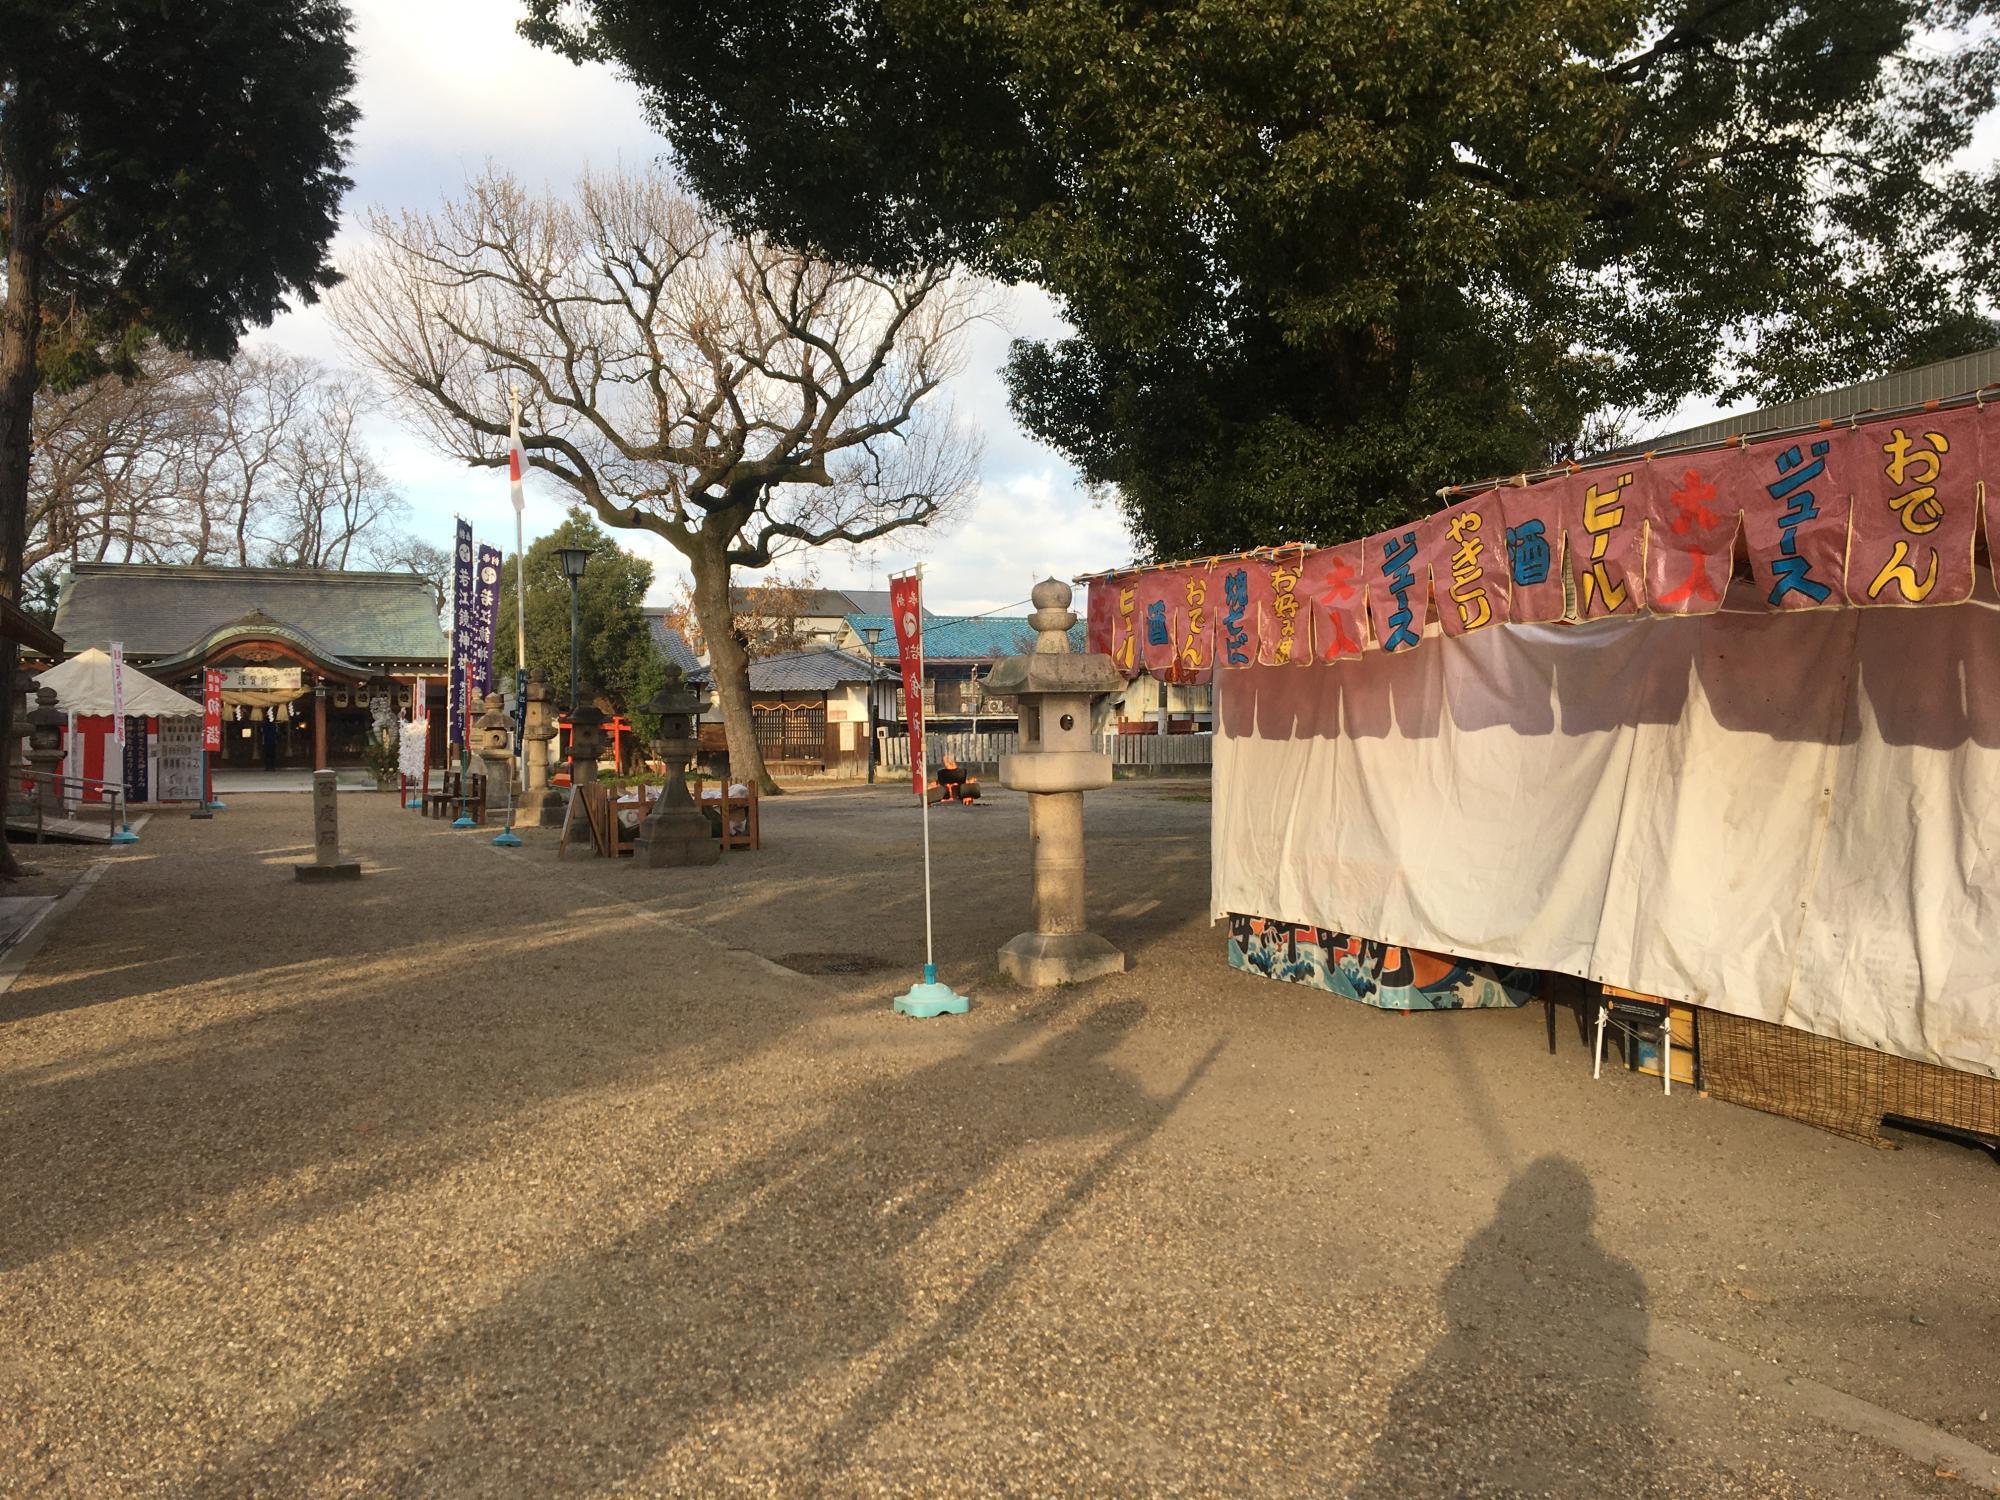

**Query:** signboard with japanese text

left=889, top=572, right=926, bottom=795
left=202, top=668, right=223, bottom=752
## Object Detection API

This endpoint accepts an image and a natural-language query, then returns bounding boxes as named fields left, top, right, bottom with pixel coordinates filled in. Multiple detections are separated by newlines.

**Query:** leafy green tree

left=492, top=510, right=657, bottom=727
left=525, top=0, right=2000, bottom=558
left=2, top=0, right=355, bottom=868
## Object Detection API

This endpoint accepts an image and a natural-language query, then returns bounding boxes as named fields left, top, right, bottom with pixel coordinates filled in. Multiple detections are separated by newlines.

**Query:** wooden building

left=51, top=563, right=448, bottom=772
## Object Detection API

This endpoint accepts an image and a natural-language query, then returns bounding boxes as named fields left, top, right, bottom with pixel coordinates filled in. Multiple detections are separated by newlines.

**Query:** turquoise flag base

left=206, top=799, right=226, bottom=811
left=893, top=963, right=969, bottom=1018
left=110, top=828, right=139, bottom=845
left=451, top=812, right=476, bottom=829
left=491, top=828, right=521, bottom=847
left=405, top=796, right=421, bottom=810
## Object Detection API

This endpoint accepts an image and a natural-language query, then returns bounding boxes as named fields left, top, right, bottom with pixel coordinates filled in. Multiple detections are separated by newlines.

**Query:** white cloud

left=247, top=0, right=1134, bottom=618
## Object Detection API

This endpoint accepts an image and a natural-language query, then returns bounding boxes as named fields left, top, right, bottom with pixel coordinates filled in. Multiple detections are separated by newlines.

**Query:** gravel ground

left=0, top=785, right=1995, bottom=1498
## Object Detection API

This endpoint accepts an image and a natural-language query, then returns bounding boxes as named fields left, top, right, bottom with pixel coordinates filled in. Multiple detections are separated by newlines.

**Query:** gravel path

left=0, top=787, right=1994, bottom=1497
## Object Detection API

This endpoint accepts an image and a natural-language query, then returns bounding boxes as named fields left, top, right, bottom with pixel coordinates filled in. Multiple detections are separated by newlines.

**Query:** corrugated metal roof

left=53, top=563, right=447, bottom=663
left=691, top=647, right=886, bottom=692
left=1636, top=345, right=2000, bottom=450
left=844, top=613, right=1083, bottom=662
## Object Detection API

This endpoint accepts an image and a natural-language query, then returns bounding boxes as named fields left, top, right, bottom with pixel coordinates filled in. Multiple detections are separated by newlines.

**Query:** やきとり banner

left=1084, top=403, right=2000, bottom=675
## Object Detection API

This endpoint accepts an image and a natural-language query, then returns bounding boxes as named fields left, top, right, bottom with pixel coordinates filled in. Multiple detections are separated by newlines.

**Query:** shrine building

left=50, top=563, right=448, bottom=771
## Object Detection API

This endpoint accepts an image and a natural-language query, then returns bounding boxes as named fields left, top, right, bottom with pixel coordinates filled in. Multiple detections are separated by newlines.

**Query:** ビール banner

left=889, top=572, right=926, bottom=795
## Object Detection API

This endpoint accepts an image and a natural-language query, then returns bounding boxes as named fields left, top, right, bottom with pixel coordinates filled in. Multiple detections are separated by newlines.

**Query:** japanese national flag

left=507, top=404, right=526, bottom=514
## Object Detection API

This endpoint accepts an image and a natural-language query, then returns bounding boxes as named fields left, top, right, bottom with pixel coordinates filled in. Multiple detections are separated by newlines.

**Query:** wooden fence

left=879, top=730, right=1212, bottom=772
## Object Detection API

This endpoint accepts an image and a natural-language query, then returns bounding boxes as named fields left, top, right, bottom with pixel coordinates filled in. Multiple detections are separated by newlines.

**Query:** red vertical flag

left=888, top=572, right=926, bottom=795
left=202, top=669, right=223, bottom=752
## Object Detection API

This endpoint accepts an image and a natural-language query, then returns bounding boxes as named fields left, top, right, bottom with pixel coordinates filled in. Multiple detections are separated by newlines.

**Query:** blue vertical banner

left=474, top=543, right=502, bottom=700
left=450, top=518, right=473, bottom=746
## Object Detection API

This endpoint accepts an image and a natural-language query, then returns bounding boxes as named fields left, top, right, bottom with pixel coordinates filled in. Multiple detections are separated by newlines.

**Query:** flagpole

left=893, top=561, right=966, bottom=1017
left=494, top=388, right=529, bottom=847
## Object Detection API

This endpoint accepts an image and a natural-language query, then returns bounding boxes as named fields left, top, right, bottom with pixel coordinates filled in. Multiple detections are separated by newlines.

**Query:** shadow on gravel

left=1353, top=1155, right=1654, bottom=1498
left=197, top=998, right=1223, bottom=1495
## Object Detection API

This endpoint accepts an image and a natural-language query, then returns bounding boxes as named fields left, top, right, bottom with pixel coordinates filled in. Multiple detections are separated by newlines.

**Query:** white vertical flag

left=508, top=403, right=527, bottom=514
left=110, top=640, right=126, bottom=748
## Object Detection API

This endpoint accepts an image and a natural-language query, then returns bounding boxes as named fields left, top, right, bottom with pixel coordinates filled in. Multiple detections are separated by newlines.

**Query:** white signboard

left=155, top=716, right=202, bottom=802
left=110, top=640, right=126, bottom=747
left=219, top=666, right=303, bottom=693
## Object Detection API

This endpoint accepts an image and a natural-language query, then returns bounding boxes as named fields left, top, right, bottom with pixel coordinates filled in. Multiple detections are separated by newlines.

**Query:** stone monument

left=984, top=579, right=1126, bottom=985
left=633, top=663, right=720, bottom=867
left=296, top=768, right=361, bottom=881
left=513, top=667, right=565, bottom=827
left=473, top=692, right=514, bottom=824
left=24, top=686, right=65, bottom=822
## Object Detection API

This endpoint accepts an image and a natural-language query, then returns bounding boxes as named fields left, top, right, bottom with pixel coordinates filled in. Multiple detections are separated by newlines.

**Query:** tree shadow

left=198, top=998, right=1223, bottom=1495
left=1353, top=1155, right=1654, bottom=1498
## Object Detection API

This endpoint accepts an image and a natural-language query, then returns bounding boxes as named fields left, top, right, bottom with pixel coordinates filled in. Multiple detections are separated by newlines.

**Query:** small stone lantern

left=633, top=663, right=719, bottom=868
left=514, top=668, right=564, bottom=827
left=473, top=692, right=514, bottom=820
left=568, top=699, right=608, bottom=787
left=25, top=685, right=65, bottom=819
left=984, top=578, right=1127, bottom=985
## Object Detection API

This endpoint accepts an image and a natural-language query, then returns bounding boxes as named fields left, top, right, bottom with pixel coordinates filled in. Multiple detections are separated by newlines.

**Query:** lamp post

left=862, top=625, right=883, bottom=785
left=557, top=546, right=591, bottom=716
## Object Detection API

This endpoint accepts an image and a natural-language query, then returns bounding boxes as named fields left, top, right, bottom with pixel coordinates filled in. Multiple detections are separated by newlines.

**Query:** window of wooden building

left=752, top=698, right=827, bottom=761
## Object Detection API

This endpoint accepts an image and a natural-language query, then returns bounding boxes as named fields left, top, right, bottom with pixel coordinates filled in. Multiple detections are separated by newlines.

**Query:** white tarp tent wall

left=1213, top=591, right=2000, bottom=1081
left=36, top=648, right=202, bottom=718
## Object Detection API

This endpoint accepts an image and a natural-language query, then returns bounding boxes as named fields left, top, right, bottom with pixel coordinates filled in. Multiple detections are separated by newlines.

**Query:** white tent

left=36, top=648, right=202, bottom=718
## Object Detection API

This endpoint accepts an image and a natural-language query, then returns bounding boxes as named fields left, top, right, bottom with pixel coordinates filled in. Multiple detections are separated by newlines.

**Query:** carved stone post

left=474, top=692, right=514, bottom=823
left=513, top=667, right=565, bottom=827
left=25, top=686, right=64, bottom=820
left=295, top=768, right=361, bottom=881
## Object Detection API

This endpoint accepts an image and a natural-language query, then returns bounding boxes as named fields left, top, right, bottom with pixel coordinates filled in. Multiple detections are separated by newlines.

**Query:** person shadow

left=1354, top=1155, right=1656, bottom=1498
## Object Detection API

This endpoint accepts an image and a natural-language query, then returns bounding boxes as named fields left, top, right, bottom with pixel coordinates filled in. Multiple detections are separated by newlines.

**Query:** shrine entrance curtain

left=1212, top=584, right=2000, bottom=1079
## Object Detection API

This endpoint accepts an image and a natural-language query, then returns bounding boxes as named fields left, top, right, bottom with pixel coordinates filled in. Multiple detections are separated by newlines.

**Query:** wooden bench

left=691, top=776, right=760, bottom=853
left=424, top=770, right=486, bottom=823
left=559, top=782, right=658, bottom=858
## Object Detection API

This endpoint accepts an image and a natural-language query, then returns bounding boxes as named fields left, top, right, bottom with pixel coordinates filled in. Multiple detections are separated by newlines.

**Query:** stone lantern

left=633, top=662, right=719, bottom=868
left=25, top=685, right=65, bottom=819
left=473, top=692, right=514, bottom=821
left=568, top=699, right=608, bottom=787
left=983, top=578, right=1127, bottom=985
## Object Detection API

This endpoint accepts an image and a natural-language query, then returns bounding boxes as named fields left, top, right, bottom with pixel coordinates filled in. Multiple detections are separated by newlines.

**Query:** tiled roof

left=726, top=585, right=905, bottom=617
left=843, top=613, right=1083, bottom=662
left=692, top=646, right=887, bottom=693
left=53, top=563, right=447, bottom=663
left=643, top=613, right=702, bottom=673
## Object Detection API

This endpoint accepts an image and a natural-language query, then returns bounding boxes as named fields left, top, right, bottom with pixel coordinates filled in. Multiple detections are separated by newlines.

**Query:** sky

left=256, top=0, right=1132, bottom=616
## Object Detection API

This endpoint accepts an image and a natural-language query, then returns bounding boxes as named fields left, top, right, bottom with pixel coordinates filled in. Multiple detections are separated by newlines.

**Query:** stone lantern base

left=999, top=930, right=1126, bottom=987
left=511, top=787, right=569, bottom=828
left=634, top=798, right=719, bottom=867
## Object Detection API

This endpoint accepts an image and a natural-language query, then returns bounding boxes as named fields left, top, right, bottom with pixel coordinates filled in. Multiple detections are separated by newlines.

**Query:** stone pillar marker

left=473, top=692, right=514, bottom=823
left=984, top=578, right=1127, bottom=985
left=25, top=686, right=65, bottom=822
left=296, top=768, right=361, bottom=881
left=513, top=667, right=565, bottom=827
left=634, top=663, right=720, bottom=867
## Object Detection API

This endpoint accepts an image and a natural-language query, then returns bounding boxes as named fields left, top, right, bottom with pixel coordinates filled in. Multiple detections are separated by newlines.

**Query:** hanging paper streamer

left=1298, top=542, right=1369, bottom=661
left=1366, top=526, right=1430, bottom=653
left=1636, top=453, right=1742, bottom=615
left=1215, top=558, right=1268, bottom=668
left=1499, top=477, right=1569, bottom=624
left=1176, top=566, right=1215, bottom=676
left=1846, top=407, right=1984, bottom=607
left=1423, top=494, right=1510, bottom=636
left=1736, top=428, right=1854, bottom=611
left=1085, top=579, right=1115, bottom=657
left=1564, top=466, right=1645, bottom=619
left=1133, top=571, right=1183, bottom=672
left=1258, top=548, right=1312, bottom=666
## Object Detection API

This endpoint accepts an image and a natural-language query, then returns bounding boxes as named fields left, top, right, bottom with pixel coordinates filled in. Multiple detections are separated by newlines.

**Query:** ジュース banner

left=1087, top=403, right=2000, bottom=676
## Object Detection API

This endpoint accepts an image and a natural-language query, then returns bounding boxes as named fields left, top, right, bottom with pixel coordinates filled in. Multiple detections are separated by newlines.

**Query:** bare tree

left=331, top=166, right=981, bottom=793
left=365, top=531, right=452, bottom=613
left=28, top=343, right=404, bottom=575
left=659, top=567, right=824, bottom=661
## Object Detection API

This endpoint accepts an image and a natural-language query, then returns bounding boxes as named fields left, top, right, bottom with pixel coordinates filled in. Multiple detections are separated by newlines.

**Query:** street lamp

left=863, top=624, right=883, bottom=785
left=557, top=546, right=591, bottom=714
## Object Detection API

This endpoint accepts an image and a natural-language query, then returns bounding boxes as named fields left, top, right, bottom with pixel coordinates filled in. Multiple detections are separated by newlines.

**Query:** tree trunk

left=686, top=538, right=779, bottom=796
left=0, top=160, right=49, bottom=879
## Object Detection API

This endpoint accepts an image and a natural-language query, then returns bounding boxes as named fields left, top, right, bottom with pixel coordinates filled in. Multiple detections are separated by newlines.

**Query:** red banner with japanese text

left=1085, top=579, right=1115, bottom=657
left=1847, top=407, right=1985, bottom=608
left=889, top=572, right=926, bottom=794
left=1173, top=566, right=1216, bottom=677
left=1214, top=557, right=1268, bottom=668
left=1258, top=548, right=1313, bottom=666
left=1297, top=543, right=1368, bottom=661
left=1365, top=525, right=1431, bottom=654
left=1563, top=465, right=1645, bottom=620
left=1635, top=454, right=1743, bottom=615
left=1738, top=427, right=1855, bottom=611
left=1133, top=572, right=1182, bottom=672
left=1424, top=494, right=1510, bottom=636
left=202, top=668, right=223, bottom=752
left=1499, top=476, right=1570, bottom=624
